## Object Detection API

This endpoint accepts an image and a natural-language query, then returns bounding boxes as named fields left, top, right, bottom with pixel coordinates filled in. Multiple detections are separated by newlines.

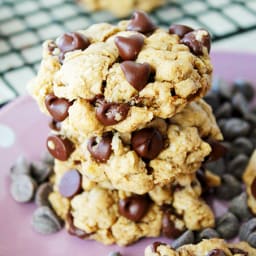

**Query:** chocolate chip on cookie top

left=162, top=210, right=182, bottom=238
left=115, top=34, right=144, bottom=61
left=169, top=24, right=194, bottom=38
left=118, top=195, right=150, bottom=222
left=59, top=169, right=82, bottom=198
left=207, top=249, right=226, bottom=256
left=47, top=135, right=74, bottom=161
left=151, top=242, right=167, bottom=253
left=131, top=127, right=164, bottom=160
left=127, top=11, right=157, bottom=34
left=45, top=94, right=72, bottom=122
left=120, top=61, right=151, bottom=91
left=87, top=133, right=113, bottom=163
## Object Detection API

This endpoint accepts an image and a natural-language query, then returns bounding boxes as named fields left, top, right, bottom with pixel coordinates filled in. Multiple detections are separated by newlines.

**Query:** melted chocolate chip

left=118, top=195, right=150, bottom=222
left=115, top=34, right=144, bottom=61
left=120, top=61, right=151, bottom=91
left=47, top=135, right=74, bottom=161
left=87, top=133, right=112, bottom=163
left=162, top=211, right=182, bottom=238
left=229, top=248, right=248, bottom=256
left=168, top=24, right=194, bottom=38
left=59, top=169, right=81, bottom=198
left=127, top=11, right=157, bottom=34
left=151, top=242, right=167, bottom=253
left=95, top=100, right=130, bottom=126
left=207, top=249, right=226, bottom=256
left=206, top=139, right=227, bottom=162
left=66, top=212, right=90, bottom=239
left=181, top=29, right=211, bottom=55
left=49, top=119, right=61, bottom=131
left=131, top=127, right=164, bottom=160
left=251, top=177, right=256, bottom=199
left=45, top=94, right=72, bottom=122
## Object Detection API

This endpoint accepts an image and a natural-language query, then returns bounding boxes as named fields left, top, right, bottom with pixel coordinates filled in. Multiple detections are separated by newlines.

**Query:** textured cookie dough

left=243, top=150, right=256, bottom=215
left=145, top=239, right=256, bottom=256
left=46, top=99, right=222, bottom=194
left=28, top=12, right=212, bottom=127
left=49, top=161, right=216, bottom=245
left=78, top=0, right=165, bottom=17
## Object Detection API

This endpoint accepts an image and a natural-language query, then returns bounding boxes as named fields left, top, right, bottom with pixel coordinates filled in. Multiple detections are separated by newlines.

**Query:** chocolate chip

left=204, top=91, right=220, bottom=112
left=32, top=206, right=63, bottom=234
left=204, top=158, right=226, bottom=177
left=247, top=232, right=256, bottom=248
left=229, top=247, right=248, bottom=256
left=162, top=211, right=182, bottom=238
left=151, top=242, right=167, bottom=253
left=10, top=155, right=31, bottom=180
left=56, top=32, right=90, bottom=58
left=118, top=195, right=150, bottom=222
left=58, top=169, right=81, bottom=198
left=120, top=61, right=151, bottom=91
left=232, top=92, right=249, bottom=117
left=233, top=79, right=255, bottom=102
left=45, top=94, right=71, bottom=122
left=207, top=249, right=226, bottom=256
left=131, top=127, right=164, bottom=160
left=197, top=228, right=220, bottom=241
left=215, top=174, right=242, bottom=200
left=232, top=138, right=253, bottom=156
left=229, top=193, right=253, bottom=221
left=216, top=212, right=239, bottom=239
left=49, top=119, right=61, bottom=131
left=227, top=154, right=249, bottom=179
left=171, top=230, right=195, bottom=249
left=108, top=252, right=122, bottom=256
left=10, top=174, right=37, bottom=203
left=168, top=24, right=193, bottom=38
left=251, top=177, right=256, bottom=199
left=181, top=29, right=211, bottom=55
left=66, top=212, right=90, bottom=239
left=215, top=102, right=232, bottom=119
left=35, top=182, right=53, bottom=207
left=31, top=162, right=53, bottom=183
left=240, top=218, right=256, bottom=242
left=115, top=34, right=144, bottom=60
left=206, top=139, right=227, bottom=162
left=46, top=135, right=74, bottom=161
left=95, top=100, right=130, bottom=126
left=87, top=133, right=112, bottom=163
left=127, top=11, right=157, bottom=34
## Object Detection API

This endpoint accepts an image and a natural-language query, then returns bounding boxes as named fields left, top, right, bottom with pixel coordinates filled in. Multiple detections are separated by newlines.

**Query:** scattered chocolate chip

left=232, top=138, right=253, bottom=157
left=10, top=155, right=31, bottom=180
left=127, top=11, right=157, bottom=34
left=233, top=79, right=255, bottom=102
left=151, top=242, right=167, bottom=253
left=108, top=252, right=122, bottom=256
left=45, top=94, right=72, bottom=122
left=115, top=34, right=144, bottom=60
left=172, top=230, right=195, bottom=249
left=32, top=206, right=63, bottom=234
left=229, top=193, right=253, bottom=221
left=168, top=24, right=193, bottom=38
left=58, top=169, right=81, bottom=198
left=56, top=32, right=90, bottom=59
left=31, top=162, right=53, bottom=183
left=118, top=195, right=150, bottom=222
left=87, top=133, right=112, bottom=163
left=46, top=135, right=74, bottom=161
left=227, top=154, right=249, bottom=179
left=131, top=127, right=164, bottom=160
left=206, top=139, right=227, bottom=162
left=196, top=169, right=208, bottom=193
left=49, top=119, right=61, bottom=131
left=204, top=91, right=220, bottom=112
left=95, top=100, right=130, bottom=126
left=162, top=211, right=182, bottom=238
left=181, top=29, right=211, bottom=55
left=229, top=247, right=248, bottom=256
left=251, top=177, right=256, bottom=199
left=216, top=212, right=239, bottom=239
left=120, top=61, right=151, bottom=91
left=204, top=158, right=226, bottom=177
left=232, top=92, right=249, bottom=116
left=215, top=174, right=242, bottom=200
left=215, top=102, right=232, bottom=119
left=66, top=212, right=90, bottom=239
left=197, top=228, right=220, bottom=241
left=10, top=174, right=37, bottom=203
left=247, top=232, right=256, bottom=248
left=35, top=182, right=53, bottom=207
left=239, top=218, right=256, bottom=241
left=207, top=249, right=226, bottom=256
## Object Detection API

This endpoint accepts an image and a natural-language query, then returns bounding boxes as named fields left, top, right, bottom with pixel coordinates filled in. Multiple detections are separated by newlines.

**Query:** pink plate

left=0, top=52, right=256, bottom=256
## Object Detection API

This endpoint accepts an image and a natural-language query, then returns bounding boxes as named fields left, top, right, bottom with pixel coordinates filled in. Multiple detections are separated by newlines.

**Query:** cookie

left=145, top=239, right=256, bottom=256
left=28, top=12, right=212, bottom=125
left=243, top=150, right=256, bottom=215
left=78, top=0, right=165, bottom=17
left=48, top=161, right=216, bottom=245
left=47, top=99, right=221, bottom=194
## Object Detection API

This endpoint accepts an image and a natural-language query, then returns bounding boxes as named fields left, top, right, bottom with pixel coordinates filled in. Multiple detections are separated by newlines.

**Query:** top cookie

left=28, top=11, right=212, bottom=128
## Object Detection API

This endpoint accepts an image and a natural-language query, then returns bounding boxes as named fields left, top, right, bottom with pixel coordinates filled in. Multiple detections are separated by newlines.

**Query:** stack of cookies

left=28, top=11, right=223, bottom=245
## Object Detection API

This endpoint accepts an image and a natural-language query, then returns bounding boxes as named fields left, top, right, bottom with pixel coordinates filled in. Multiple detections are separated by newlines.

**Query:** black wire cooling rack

left=0, top=0, right=256, bottom=106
